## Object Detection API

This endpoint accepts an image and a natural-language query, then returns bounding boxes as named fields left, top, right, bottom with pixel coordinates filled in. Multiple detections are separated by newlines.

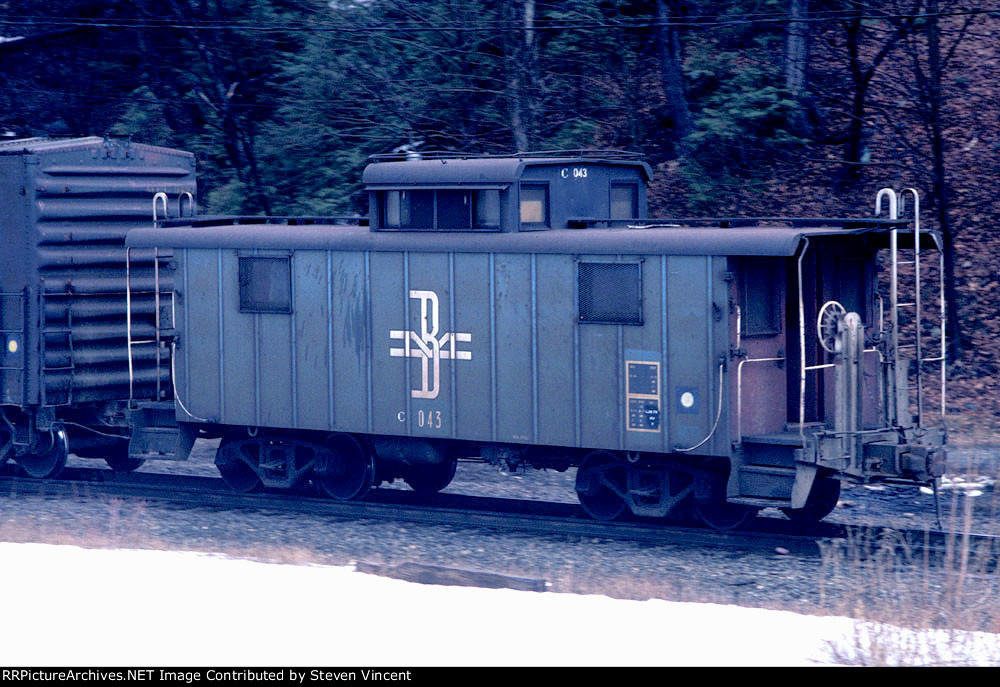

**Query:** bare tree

left=656, top=0, right=693, bottom=149
left=784, top=0, right=811, bottom=135
left=896, top=0, right=977, bottom=358
left=508, top=0, right=539, bottom=151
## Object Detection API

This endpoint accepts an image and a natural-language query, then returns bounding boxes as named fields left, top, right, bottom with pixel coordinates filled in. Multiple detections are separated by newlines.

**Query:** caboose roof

left=126, top=220, right=939, bottom=256
left=362, top=155, right=652, bottom=187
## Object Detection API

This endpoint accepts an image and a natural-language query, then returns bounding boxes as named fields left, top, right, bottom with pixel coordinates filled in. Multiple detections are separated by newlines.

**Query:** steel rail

left=0, top=466, right=996, bottom=564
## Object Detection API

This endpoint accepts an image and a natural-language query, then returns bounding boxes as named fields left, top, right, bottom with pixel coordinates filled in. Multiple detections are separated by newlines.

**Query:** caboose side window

left=380, top=189, right=500, bottom=230
left=475, top=190, right=501, bottom=228
left=742, top=258, right=781, bottom=336
left=381, top=190, right=433, bottom=229
left=578, top=262, right=643, bottom=325
left=384, top=191, right=403, bottom=227
left=610, top=183, right=638, bottom=220
left=520, top=184, right=549, bottom=227
left=437, top=190, right=471, bottom=229
left=239, top=257, right=292, bottom=314
left=405, top=190, right=434, bottom=228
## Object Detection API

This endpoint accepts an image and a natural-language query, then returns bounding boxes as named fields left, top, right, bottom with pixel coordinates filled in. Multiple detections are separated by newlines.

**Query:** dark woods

left=2, top=1, right=998, bottom=415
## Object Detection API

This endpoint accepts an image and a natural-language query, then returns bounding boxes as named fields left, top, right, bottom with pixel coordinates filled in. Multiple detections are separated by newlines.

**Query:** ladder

left=125, top=192, right=193, bottom=404
left=874, top=188, right=946, bottom=429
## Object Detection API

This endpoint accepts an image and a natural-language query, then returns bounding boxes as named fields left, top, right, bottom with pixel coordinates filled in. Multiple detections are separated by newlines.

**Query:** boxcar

left=125, top=152, right=947, bottom=527
left=0, top=136, right=196, bottom=476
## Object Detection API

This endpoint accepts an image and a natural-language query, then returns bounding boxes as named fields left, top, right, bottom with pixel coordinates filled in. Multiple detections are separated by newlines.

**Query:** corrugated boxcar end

left=0, top=137, right=196, bottom=478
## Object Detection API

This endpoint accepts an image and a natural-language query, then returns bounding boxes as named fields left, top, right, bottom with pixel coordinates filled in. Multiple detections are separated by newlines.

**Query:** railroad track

left=0, top=464, right=996, bottom=564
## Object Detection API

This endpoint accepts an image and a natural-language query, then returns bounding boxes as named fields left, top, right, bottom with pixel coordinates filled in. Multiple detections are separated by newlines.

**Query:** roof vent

left=392, top=141, right=424, bottom=161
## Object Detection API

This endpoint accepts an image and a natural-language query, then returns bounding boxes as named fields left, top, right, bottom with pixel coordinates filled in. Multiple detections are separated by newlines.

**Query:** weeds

left=820, top=488, right=1000, bottom=665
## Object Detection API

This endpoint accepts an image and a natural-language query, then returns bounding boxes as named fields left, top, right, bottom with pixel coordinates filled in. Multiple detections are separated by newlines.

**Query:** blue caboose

left=125, top=152, right=947, bottom=527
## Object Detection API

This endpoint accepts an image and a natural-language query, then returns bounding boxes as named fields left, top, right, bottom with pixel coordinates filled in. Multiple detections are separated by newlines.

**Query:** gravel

left=1, top=436, right=998, bottom=625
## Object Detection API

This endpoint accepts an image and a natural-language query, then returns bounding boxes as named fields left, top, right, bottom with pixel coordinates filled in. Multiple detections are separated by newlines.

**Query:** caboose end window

left=520, top=184, right=549, bottom=228
left=742, top=258, right=781, bottom=336
left=610, top=183, right=638, bottom=220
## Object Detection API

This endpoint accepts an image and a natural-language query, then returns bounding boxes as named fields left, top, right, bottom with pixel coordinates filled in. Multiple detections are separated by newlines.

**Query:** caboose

left=122, top=151, right=946, bottom=527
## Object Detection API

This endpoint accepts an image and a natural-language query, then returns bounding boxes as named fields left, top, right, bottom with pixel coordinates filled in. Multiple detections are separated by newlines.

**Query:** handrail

left=797, top=237, right=810, bottom=444
left=368, top=149, right=644, bottom=162
left=900, top=188, right=923, bottom=425
left=178, top=191, right=195, bottom=218
left=675, top=361, right=725, bottom=453
left=152, top=192, right=169, bottom=225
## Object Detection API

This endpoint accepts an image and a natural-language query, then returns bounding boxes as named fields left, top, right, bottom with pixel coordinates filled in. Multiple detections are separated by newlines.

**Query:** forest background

left=1, top=1, right=997, bottom=437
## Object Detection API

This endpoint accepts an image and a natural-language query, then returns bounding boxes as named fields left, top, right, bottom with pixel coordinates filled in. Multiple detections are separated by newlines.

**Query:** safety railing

left=876, top=188, right=946, bottom=427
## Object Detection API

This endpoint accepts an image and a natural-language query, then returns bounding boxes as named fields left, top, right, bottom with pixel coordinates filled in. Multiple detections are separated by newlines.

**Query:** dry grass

left=0, top=497, right=158, bottom=551
left=819, top=492, right=1000, bottom=666
left=0, top=493, right=337, bottom=569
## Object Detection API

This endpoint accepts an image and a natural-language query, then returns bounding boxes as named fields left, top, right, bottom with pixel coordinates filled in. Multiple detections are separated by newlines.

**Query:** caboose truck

left=117, top=151, right=945, bottom=528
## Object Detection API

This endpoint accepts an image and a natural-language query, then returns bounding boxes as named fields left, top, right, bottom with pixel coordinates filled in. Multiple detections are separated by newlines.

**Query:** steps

left=127, top=402, right=196, bottom=461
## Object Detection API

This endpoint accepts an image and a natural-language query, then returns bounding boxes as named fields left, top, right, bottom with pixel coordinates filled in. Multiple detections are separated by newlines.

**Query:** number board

left=626, top=360, right=661, bottom=433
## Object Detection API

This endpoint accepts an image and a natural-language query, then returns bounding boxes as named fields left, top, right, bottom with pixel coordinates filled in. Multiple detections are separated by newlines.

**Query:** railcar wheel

left=314, top=434, right=375, bottom=501
left=781, top=476, right=841, bottom=524
left=105, top=455, right=146, bottom=473
left=215, top=435, right=264, bottom=493
left=693, top=460, right=758, bottom=531
left=575, top=451, right=629, bottom=521
left=104, top=441, right=145, bottom=473
left=18, top=428, right=69, bottom=479
left=404, top=457, right=457, bottom=495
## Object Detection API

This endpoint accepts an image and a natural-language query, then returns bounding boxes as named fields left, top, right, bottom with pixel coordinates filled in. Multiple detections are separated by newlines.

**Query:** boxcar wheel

left=781, top=476, right=841, bottom=524
left=215, top=435, right=263, bottom=493
left=575, top=451, right=629, bottom=521
left=105, top=455, right=146, bottom=473
left=105, top=441, right=145, bottom=473
left=404, top=457, right=457, bottom=495
left=693, top=459, right=758, bottom=531
left=314, top=434, right=375, bottom=501
left=18, top=428, right=69, bottom=479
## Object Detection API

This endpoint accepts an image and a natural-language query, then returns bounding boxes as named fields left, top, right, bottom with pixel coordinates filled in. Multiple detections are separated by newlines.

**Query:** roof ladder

left=875, top=188, right=946, bottom=428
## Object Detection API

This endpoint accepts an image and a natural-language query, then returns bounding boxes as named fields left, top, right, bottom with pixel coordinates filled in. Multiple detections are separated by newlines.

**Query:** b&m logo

left=389, top=290, right=472, bottom=399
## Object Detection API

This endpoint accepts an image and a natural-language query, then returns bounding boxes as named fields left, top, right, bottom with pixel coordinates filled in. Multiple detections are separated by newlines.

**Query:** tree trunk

left=508, top=0, right=537, bottom=152
left=923, top=0, right=963, bottom=360
left=656, top=0, right=693, bottom=149
left=841, top=14, right=870, bottom=182
left=784, top=0, right=811, bottom=135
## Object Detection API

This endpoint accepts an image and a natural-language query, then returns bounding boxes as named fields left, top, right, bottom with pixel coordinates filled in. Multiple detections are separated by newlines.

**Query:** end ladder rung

left=897, top=260, right=915, bottom=265
left=895, top=302, right=915, bottom=308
